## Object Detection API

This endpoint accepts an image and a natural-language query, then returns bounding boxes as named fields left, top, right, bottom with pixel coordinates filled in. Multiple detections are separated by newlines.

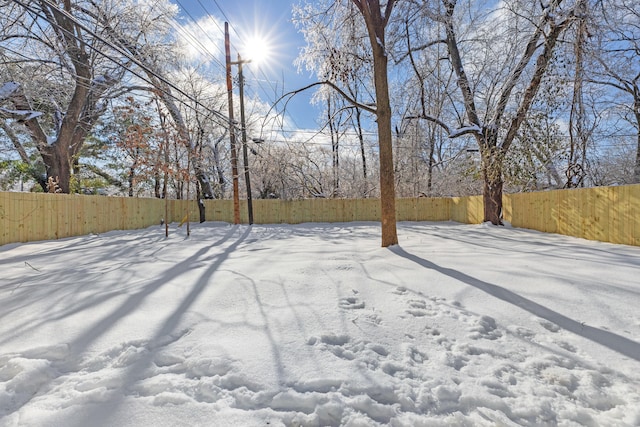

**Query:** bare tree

left=589, top=0, right=640, bottom=183
left=295, top=0, right=398, bottom=246
left=429, top=0, right=582, bottom=224
left=350, top=0, right=398, bottom=246
left=398, top=2, right=460, bottom=197
left=85, top=0, right=219, bottom=202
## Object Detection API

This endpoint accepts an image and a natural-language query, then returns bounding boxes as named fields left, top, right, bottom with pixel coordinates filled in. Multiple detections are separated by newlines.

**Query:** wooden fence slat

left=0, top=192, right=7, bottom=243
left=621, top=186, right=632, bottom=245
left=630, top=185, right=640, bottom=246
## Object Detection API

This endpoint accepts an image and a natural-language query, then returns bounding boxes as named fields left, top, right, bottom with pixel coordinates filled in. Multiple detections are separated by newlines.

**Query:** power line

left=171, top=0, right=226, bottom=67
left=202, top=1, right=305, bottom=130
left=167, top=0, right=302, bottom=134
left=6, top=0, right=311, bottom=150
left=166, top=0, right=316, bottom=134
left=8, top=0, right=231, bottom=128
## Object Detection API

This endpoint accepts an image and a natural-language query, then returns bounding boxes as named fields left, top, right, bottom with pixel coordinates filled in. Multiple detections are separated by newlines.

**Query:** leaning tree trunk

left=98, top=16, right=216, bottom=202
left=155, top=87, right=215, bottom=200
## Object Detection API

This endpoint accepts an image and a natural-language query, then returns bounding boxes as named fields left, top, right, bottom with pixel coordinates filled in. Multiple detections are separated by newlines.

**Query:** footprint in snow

left=409, top=300, right=427, bottom=310
left=468, top=315, right=502, bottom=340
left=404, top=344, right=428, bottom=364
left=539, top=319, right=561, bottom=333
left=405, top=299, right=436, bottom=318
left=392, top=286, right=408, bottom=295
left=339, top=296, right=365, bottom=309
left=555, top=340, right=577, bottom=353
left=508, top=325, right=536, bottom=340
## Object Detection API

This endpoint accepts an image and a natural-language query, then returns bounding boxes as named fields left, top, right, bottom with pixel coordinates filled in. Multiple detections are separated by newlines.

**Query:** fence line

left=1, top=184, right=638, bottom=247
left=503, top=185, right=640, bottom=246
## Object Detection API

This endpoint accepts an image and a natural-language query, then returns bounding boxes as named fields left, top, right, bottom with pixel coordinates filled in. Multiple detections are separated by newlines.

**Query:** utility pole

left=225, top=22, right=241, bottom=224
left=236, top=54, right=254, bottom=225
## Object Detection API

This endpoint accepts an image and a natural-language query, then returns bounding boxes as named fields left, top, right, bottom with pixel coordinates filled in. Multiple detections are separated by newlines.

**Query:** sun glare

left=242, top=35, right=271, bottom=66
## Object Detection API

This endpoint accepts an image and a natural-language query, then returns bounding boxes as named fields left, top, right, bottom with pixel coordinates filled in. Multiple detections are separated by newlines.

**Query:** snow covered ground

left=1, top=221, right=639, bottom=426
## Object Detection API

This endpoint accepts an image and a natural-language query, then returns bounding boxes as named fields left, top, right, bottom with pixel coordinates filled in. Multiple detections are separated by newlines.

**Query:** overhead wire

left=8, top=0, right=232, bottom=129
left=167, top=0, right=307, bottom=140
left=156, top=0, right=319, bottom=139
left=204, top=0, right=308, bottom=133
left=6, top=0, right=319, bottom=152
left=171, top=0, right=226, bottom=69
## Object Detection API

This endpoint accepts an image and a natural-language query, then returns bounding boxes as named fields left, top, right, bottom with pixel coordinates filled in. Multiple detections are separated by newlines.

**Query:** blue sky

left=173, top=0, right=320, bottom=131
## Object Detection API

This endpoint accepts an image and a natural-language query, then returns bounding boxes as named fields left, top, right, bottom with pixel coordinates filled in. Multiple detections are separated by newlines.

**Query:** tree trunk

left=634, top=102, right=640, bottom=183
left=128, top=146, right=140, bottom=197
left=196, top=182, right=206, bottom=223
left=427, top=125, right=436, bottom=195
left=328, top=97, right=340, bottom=197
left=567, top=7, right=588, bottom=189
left=481, top=144, right=505, bottom=225
left=154, top=176, right=161, bottom=198
left=483, top=173, right=504, bottom=226
left=375, top=85, right=398, bottom=243
left=43, top=144, right=72, bottom=193
left=212, top=141, right=226, bottom=198
left=373, top=49, right=398, bottom=245
left=355, top=108, right=368, bottom=182
left=354, top=0, right=398, bottom=247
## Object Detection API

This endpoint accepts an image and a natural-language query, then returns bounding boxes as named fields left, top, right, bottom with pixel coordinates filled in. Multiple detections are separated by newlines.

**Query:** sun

left=241, top=34, right=271, bottom=66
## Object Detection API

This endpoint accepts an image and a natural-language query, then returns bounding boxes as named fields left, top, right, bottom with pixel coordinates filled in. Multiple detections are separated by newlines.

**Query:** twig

left=24, top=261, right=40, bottom=272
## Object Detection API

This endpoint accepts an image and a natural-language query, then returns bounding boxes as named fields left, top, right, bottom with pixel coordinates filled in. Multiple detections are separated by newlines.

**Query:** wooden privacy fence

left=1, top=184, right=638, bottom=247
left=504, top=185, right=640, bottom=246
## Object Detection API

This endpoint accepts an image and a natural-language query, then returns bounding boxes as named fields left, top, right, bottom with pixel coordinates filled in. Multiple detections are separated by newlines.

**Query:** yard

left=1, top=221, right=639, bottom=426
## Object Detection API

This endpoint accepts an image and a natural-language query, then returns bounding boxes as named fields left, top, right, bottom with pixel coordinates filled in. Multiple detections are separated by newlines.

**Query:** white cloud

left=173, top=16, right=225, bottom=65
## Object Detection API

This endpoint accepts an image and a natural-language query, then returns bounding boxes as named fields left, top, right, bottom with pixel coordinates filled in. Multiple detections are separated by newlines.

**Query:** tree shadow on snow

left=389, top=245, right=640, bottom=362
left=58, top=225, right=246, bottom=363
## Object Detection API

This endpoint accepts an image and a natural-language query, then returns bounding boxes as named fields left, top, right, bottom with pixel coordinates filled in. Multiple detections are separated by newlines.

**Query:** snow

left=448, top=125, right=483, bottom=138
left=92, top=76, right=108, bottom=85
left=0, top=108, right=43, bottom=121
left=0, top=82, right=20, bottom=100
left=1, top=221, right=639, bottom=426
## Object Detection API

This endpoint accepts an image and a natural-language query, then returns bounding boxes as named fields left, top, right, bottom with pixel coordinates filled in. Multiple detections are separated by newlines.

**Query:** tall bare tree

left=295, top=0, right=398, bottom=245
left=434, top=0, right=581, bottom=224
left=350, top=0, right=398, bottom=246
left=86, top=0, right=217, bottom=204
left=590, top=0, right=640, bottom=183
left=399, top=2, right=459, bottom=197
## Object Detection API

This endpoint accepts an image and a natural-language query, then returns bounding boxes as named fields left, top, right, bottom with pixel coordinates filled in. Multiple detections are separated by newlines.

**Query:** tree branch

left=274, top=80, right=377, bottom=115
left=1, top=82, right=49, bottom=152
left=82, top=163, right=124, bottom=188
left=405, top=114, right=483, bottom=139
left=0, top=120, right=31, bottom=164
left=443, top=2, right=482, bottom=129
left=395, top=39, right=447, bottom=64
left=503, top=16, right=573, bottom=152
